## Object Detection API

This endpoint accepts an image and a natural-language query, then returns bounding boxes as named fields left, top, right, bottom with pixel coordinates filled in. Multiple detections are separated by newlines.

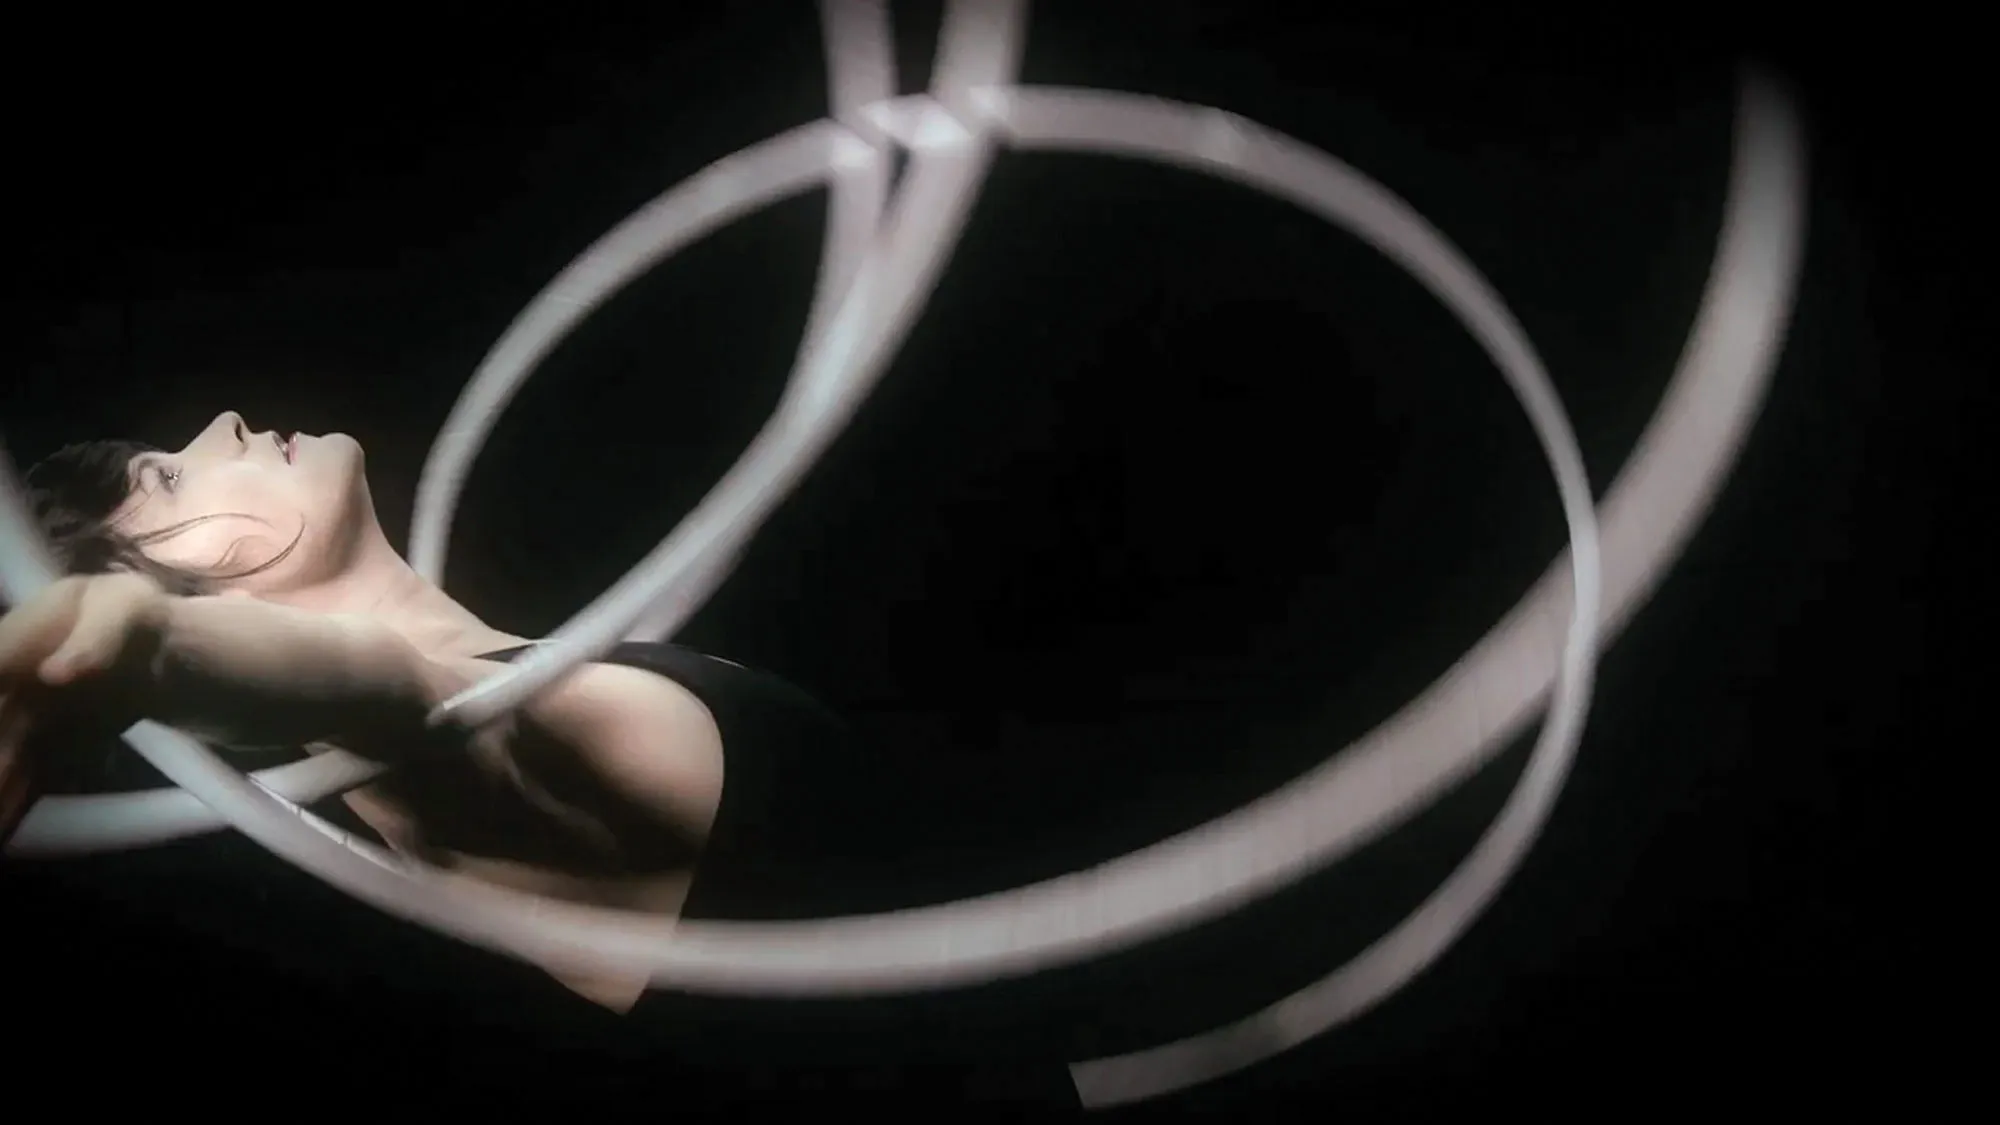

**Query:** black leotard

left=473, top=642, right=1082, bottom=1112
left=473, top=641, right=853, bottom=922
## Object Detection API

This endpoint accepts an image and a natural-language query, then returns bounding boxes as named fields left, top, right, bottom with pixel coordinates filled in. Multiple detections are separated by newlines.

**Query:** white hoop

left=0, top=1, right=1806, bottom=1107
left=1066, top=80, right=1805, bottom=1108
left=5, top=69, right=1617, bottom=976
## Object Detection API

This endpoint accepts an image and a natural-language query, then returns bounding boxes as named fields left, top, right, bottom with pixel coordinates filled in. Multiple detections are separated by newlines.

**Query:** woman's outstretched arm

left=2, top=574, right=723, bottom=1007
left=147, top=594, right=723, bottom=845
left=0, top=575, right=458, bottom=847
left=3, top=575, right=720, bottom=855
left=142, top=593, right=459, bottom=754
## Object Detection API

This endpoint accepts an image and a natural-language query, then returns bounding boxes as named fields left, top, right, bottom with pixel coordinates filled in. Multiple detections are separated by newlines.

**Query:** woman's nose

left=194, top=411, right=249, bottom=453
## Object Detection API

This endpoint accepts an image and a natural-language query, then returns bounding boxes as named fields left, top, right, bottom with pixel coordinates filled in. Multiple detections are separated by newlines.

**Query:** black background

left=1, top=1, right=1963, bottom=1118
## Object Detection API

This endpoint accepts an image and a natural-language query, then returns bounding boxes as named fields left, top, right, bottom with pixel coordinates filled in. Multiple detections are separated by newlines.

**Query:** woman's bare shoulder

left=443, top=655, right=719, bottom=738
left=442, top=654, right=726, bottom=837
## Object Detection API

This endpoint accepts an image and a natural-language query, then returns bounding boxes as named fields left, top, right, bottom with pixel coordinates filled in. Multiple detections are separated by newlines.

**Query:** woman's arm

left=149, top=597, right=724, bottom=842
left=4, top=576, right=721, bottom=864
left=142, top=595, right=461, bottom=754
left=0, top=575, right=480, bottom=782
left=1, top=582, right=451, bottom=846
left=6, top=575, right=722, bottom=1009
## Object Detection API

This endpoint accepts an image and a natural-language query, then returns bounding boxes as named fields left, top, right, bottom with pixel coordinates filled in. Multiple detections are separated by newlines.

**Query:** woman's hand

left=0, top=574, right=169, bottom=688
left=0, top=574, right=168, bottom=843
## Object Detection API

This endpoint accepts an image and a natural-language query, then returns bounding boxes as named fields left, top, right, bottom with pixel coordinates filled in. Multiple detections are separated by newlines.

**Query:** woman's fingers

left=37, top=579, right=139, bottom=686
left=0, top=576, right=164, bottom=819
left=1, top=575, right=164, bottom=685
left=0, top=577, right=83, bottom=681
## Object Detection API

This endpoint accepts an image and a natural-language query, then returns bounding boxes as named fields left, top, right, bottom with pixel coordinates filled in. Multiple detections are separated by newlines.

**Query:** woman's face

left=113, top=410, right=376, bottom=594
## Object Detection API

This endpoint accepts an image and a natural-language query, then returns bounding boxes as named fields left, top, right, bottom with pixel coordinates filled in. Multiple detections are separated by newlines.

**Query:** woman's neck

left=359, top=564, right=532, bottom=659
left=277, top=534, right=530, bottom=659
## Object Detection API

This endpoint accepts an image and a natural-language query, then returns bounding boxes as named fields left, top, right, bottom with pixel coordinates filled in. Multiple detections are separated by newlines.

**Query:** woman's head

left=27, top=411, right=378, bottom=599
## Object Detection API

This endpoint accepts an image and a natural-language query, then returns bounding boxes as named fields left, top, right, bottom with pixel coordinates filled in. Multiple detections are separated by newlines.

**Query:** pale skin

left=0, top=411, right=726, bottom=1010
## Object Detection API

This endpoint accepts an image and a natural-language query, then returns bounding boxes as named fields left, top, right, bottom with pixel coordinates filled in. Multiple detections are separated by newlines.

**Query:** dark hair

left=24, top=439, right=303, bottom=597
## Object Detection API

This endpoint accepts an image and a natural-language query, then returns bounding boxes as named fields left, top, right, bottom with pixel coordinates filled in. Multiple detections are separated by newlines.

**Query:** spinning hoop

left=0, top=0, right=1806, bottom=1106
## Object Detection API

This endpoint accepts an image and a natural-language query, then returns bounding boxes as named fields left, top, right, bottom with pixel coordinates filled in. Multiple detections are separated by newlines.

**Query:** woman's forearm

left=142, top=595, right=444, bottom=754
left=3, top=596, right=440, bottom=847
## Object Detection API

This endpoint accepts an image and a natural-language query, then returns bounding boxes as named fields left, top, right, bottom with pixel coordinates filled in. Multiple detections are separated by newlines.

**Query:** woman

left=1, top=410, right=1082, bottom=1109
left=3, top=410, right=749, bottom=1008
